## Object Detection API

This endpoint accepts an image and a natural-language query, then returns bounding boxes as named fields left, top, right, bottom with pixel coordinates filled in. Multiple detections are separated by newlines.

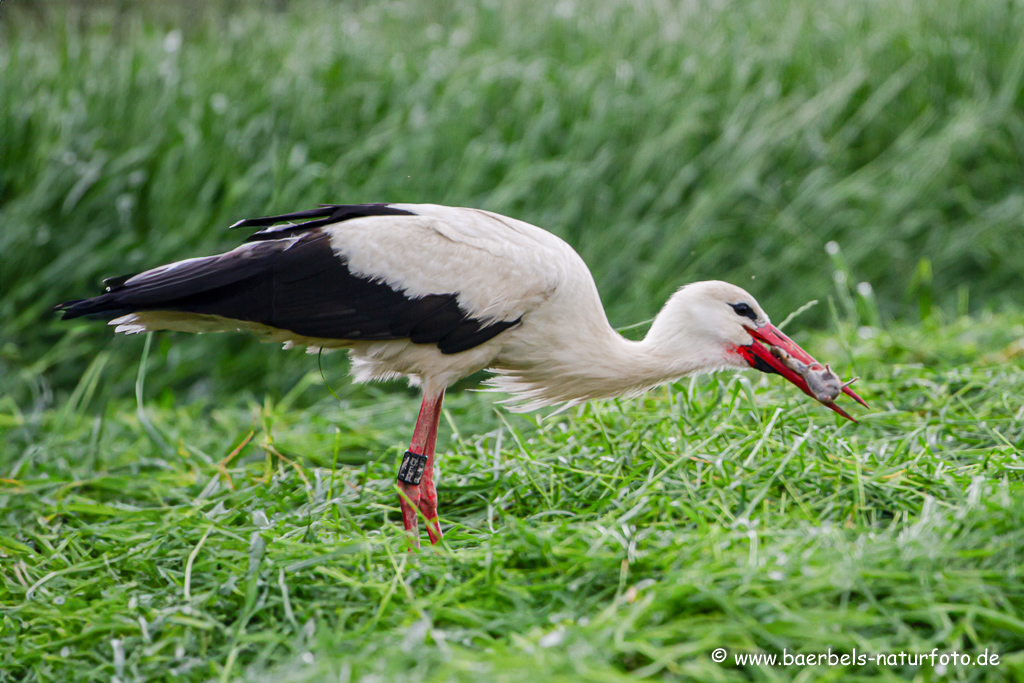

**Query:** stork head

left=648, top=281, right=867, bottom=421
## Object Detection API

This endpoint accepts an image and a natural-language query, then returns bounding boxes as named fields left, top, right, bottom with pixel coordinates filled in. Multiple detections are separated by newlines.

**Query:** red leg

left=397, top=389, right=445, bottom=547
left=417, top=440, right=443, bottom=545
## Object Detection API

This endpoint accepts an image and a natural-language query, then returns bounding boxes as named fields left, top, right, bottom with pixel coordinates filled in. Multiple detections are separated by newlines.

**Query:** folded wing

left=56, top=206, right=529, bottom=354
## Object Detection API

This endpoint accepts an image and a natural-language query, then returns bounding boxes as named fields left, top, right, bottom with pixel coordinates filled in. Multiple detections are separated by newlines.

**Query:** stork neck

left=557, top=323, right=701, bottom=401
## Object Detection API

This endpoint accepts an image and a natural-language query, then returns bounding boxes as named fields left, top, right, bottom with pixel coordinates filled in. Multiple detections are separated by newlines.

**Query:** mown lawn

left=4, top=0, right=1024, bottom=681
left=2, top=313, right=1023, bottom=682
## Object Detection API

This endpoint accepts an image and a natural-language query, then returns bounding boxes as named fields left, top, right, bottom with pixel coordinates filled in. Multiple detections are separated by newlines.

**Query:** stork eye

left=730, top=302, right=757, bottom=321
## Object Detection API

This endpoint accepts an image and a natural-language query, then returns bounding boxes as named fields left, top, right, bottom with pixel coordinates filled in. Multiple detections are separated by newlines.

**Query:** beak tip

left=824, top=401, right=857, bottom=423
left=840, top=383, right=868, bottom=408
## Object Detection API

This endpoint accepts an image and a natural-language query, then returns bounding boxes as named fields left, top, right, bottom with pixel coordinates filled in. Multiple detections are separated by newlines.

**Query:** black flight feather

left=232, top=203, right=416, bottom=242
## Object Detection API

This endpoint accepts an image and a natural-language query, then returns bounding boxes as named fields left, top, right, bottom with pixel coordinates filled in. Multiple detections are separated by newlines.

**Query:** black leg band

left=397, top=450, right=429, bottom=485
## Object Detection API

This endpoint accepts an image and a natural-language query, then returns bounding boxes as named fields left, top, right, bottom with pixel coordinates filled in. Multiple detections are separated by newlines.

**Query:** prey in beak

left=736, top=324, right=868, bottom=422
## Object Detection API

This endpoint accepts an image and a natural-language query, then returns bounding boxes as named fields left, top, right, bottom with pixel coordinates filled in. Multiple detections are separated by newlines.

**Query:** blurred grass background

left=4, top=0, right=1024, bottom=405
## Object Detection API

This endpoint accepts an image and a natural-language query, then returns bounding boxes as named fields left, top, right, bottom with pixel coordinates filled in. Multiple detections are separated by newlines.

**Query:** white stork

left=58, top=203, right=866, bottom=545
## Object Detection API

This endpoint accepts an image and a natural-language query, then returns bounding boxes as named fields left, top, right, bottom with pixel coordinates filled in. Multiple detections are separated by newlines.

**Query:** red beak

left=735, top=324, right=868, bottom=422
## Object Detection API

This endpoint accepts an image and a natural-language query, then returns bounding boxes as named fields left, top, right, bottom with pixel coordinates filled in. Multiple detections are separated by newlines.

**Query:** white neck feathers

left=489, top=300, right=734, bottom=412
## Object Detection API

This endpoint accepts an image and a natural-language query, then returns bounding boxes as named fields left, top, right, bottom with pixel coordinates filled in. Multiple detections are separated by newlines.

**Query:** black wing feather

left=232, top=203, right=416, bottom=242
left=56, top=224, right=519, bottom=355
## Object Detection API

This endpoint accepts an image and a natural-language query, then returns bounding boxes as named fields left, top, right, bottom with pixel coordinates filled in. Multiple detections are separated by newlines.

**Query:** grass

left=2, top=310, right=1024, bottom=682
left=4, top=1, right=1024, bottom=680
left=4, top=0, right=1024, bottom=400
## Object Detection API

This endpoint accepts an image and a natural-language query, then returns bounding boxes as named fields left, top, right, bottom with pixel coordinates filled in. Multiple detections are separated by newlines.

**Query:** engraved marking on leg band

left=397, top=451, right=428, bottom=485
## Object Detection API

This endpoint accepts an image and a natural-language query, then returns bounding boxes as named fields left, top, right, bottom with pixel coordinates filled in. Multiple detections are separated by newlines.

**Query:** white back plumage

left=332, top=206, right=766, bottom=408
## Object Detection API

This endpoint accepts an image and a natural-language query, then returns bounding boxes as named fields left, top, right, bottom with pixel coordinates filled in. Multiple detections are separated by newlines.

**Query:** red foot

left=396, top=479, right=443, bottom=547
